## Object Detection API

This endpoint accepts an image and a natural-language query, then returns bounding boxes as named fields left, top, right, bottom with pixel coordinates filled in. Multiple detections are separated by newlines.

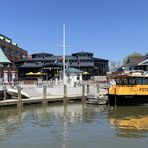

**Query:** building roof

left=0, top=34, right=12, bottom=41
left=0, top=47, right=11, bottom=63
left=19, top=63, right=42, bottom=68
left=32, top=52, right=53, bottom=57
left=124, top=56, right=146, bottom=67
left=138, top=59, right=148, bottom=65
left=72, top=51, right=93, bottom=57
left=65, top=68, right=83, bottom=73
left=93, top=57, right=109, bottom=62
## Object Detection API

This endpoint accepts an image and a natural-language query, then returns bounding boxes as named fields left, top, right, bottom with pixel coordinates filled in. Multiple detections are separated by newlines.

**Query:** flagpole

left=63, top=23, right=66, bottom=85
left=56, top=24, right=70, bottom=85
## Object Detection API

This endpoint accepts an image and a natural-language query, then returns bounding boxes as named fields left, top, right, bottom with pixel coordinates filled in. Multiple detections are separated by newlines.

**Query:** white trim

left=138, top=59, right=148, bottom=65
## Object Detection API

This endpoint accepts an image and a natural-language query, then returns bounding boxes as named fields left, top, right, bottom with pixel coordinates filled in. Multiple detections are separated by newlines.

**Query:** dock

left=0, top=96, right=84, bottom=107
left=0, top=82, right=108, bottom=107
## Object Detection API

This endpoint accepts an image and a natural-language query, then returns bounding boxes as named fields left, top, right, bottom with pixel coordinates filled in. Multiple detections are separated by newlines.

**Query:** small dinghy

left=86, top=93, right=108, bottom=105
left=7, top=88, right=30, bottom=99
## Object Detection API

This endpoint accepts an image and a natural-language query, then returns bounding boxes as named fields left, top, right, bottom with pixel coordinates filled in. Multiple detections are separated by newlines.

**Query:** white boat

left=86, top=93, right=108, bottom=105
left=7, top=88, right=30, bottom=99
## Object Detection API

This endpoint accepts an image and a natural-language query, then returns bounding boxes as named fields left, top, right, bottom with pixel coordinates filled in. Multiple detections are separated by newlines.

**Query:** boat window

left=123, top=78, right=128, bottom=85
left=116, top=78, right=136, bottom=85
left=146, top=78, right=148, bottom=84
left=115, top=78, right=123, bottom=85
left=136, top=78, right=148, bottom=85
left=129, top=78, right=136, bottom=85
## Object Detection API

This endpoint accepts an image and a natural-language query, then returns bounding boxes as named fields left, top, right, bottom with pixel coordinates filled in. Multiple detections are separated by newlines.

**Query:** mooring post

left=82, top=84, right=85, bottom=96
left=114, top=88, right=117, bottom=108
left=50, top=79, right=53, bottom=87
left=87, top=84, right=89, bottom=95
left=64, top=84, right=68, bottom=103
left=97, top=83, right=100, bottom=94
left=17, top=85, right=22, bottom=107
left=107, top=84, right=110, bottom=106
left=82, top=84, right=86, bottom=102
left=43, top=85, right=47, bottom=105
left=3, top=86, right=7, bottom=100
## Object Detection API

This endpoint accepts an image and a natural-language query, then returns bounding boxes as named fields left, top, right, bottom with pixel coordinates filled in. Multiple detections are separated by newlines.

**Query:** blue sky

left=0, top=0, right=148, bottom=63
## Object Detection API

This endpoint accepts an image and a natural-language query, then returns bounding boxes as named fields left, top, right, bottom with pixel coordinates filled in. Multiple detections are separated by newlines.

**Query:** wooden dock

left=0, top=82, right=107, bottom=107
left=0, top=95, right=85, bottom=107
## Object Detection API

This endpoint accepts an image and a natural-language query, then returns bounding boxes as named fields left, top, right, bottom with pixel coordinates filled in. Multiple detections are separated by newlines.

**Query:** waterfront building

left=122, top=53, right=148, bottom=71
left=0, top=34, right=28, bottom=82
left=0, top=34, right=28, bottom=61
left=0, top=34, right=109, bottom=81
left=16, top=51, right=109, bottom=80
left=65, top=68, right=83, bottom=86
left=0, top=47, right=11, bottom=83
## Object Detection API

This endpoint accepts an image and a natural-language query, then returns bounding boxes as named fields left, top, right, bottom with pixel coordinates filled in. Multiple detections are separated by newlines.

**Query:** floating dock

left=0, top=96, right=85, bottom=107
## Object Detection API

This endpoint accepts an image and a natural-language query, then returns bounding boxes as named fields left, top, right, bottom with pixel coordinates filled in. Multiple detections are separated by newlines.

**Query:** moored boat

left=86, top=93, right=108, bottom=105
left=108, top=71, right=148, bottom=105
left=7, top=88, right=30, bottom=99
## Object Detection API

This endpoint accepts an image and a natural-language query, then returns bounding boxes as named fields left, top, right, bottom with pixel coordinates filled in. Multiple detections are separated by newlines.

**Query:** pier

left=0, top=81, right=108, bottom=107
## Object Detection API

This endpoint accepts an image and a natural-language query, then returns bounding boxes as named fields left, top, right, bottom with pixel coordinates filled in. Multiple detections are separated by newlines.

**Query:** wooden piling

left=3, top=86, right=7, bottom=100
left=87, top=85, right=89, bottom=94
left=17, top=85, right=22, bottom=107
left=64, top=84, right=67, bottom=98
left=97, top=83, right=100, bottom=94
left=82, top=84, right=86, bottom=102
left=43, top=85, right=47, bottom=105
left=64, top=84, right=68, bottom=103
left=50, top=79, right=53, bottom=87
left=114, top=88, right=117, bottom=108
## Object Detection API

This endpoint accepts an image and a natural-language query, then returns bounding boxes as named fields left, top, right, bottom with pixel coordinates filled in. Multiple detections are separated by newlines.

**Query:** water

left=0, top=103, right=148, bottom=148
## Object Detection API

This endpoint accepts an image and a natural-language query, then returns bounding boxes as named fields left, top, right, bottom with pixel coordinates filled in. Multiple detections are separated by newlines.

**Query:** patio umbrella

left=83, top=71, right=89, bottom=75
left=26, top=72, right=35, bottom=76
left=34, top=72, right=42, bottom=75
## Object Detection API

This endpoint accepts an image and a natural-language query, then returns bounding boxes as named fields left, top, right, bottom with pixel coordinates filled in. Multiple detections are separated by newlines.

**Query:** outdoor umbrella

left=83, top=71, right=89, bottom=75
left=26, top=72, right=35, bottom=76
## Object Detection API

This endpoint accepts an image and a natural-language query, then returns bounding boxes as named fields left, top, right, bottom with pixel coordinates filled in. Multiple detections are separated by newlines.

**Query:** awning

left=0, top=47, right=11, bottom=63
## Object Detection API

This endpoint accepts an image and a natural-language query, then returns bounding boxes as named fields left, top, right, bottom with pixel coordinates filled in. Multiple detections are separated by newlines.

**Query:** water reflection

left=0, top=104, right=107, bottom=142
left=108, top=106, right=148, bottom=138
left=0, top=104, right=148, bottom=148
left=0, top=107, right=27, bottom=140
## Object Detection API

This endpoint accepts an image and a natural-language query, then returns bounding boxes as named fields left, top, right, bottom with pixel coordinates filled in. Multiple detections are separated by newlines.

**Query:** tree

left=123, top=52, right=143, bottom=65
left=110, top=61, right=121, bottom=69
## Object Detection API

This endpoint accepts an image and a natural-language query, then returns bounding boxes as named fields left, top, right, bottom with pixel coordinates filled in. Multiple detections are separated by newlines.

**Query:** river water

left=0, top=103, right=148, bottom=148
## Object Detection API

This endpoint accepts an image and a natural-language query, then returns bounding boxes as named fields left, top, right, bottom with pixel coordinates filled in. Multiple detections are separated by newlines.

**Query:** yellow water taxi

left=108, top=71, right=148, bottom=105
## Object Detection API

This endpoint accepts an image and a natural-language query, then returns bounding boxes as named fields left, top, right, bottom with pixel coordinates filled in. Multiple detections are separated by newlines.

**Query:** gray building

left=16, top=51, right=109, bottom=80
left=122, top=53, right=148, bottom=71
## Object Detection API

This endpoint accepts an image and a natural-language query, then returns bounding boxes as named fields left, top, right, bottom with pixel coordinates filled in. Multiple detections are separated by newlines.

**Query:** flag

left=66, top=59, right=69, bottom=68
left=60, top=56, right=63, bottom=62
left=53, top=59, right=59, bottom=65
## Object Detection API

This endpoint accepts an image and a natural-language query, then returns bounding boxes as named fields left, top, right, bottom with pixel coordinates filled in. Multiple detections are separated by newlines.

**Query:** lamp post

left=7, top=64, right=10, bottom=83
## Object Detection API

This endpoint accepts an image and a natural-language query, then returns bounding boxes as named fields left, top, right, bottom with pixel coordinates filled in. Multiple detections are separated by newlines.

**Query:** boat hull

left=86, top=99, right=107, bottom=105
left=7, top=88, right=30, bottom=99
left=86, top=94, right=108, bottom=105
left=0, top=90, right=3, bottom=100
left=108, top=94, right=148, bottom=106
